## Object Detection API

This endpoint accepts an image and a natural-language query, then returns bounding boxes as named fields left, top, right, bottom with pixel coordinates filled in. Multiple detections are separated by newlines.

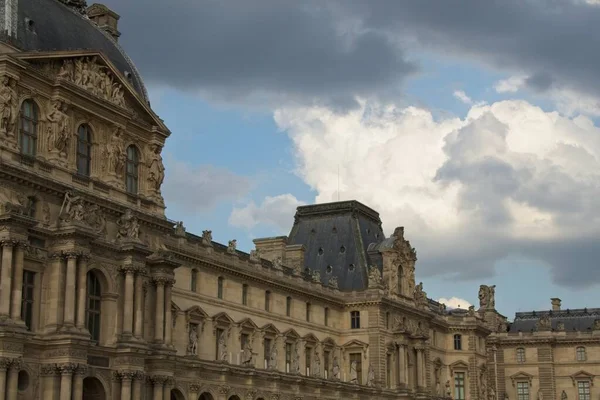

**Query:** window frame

left=76, top=124, right=92, bottom=176
left=125, top=145, right=139, bottom=194
left=217, top=276, right=224, bottom=299
left=190, top=269, right=198, bottom=292
left=516, top=347, right=526, bottom=363
left=577, top=381, right=591, bottom=400
left=350, top=310, right=361, bottom=329
left=265, top=290, right=271, bottom=312
left=19, top=99, right=38, bottom=157
left=86, top=271, right=102, bottom=342
left=454, top=371, right=466, bottom=400
left=21, top=270, right=36, bottom=331
left=576, top=346, right=586, bottom=362
left=306, top=302, right=311, bottom=322
left=324, top=307, right=329, bottom=326
left=453, top=334, right=462, bottom=350
left=286, top=296, right=292, bottom=317
left=516, top=381, right=530, bottom=400
left=242, top=284, right=248, bottom=306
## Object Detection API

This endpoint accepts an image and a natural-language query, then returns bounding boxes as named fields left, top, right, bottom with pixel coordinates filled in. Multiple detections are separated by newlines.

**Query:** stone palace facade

left=0, top=1, right=598, bottom=400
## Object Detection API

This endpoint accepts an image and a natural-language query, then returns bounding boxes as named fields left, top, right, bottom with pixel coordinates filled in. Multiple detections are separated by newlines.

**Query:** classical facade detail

left=227, top=239, right=237, bottom=254
left=479, top=284, right=496, bottom=310
left=116, top=209, right=140, bottom=240
left=0, top=76, right=18, bottom=138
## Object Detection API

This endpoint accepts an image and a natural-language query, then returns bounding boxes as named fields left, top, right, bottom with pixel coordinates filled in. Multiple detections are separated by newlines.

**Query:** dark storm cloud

left=100, top=0, right=416, bottom=108
left=349, top=0, right=600, bottom=99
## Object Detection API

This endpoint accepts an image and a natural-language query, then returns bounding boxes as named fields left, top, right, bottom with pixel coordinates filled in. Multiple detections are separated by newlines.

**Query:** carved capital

left=0, top=239, right=16, bottom=248
left=76, top=364, right=88, bottom=376
left=120, top=265, right=137, bottom=275
left=189, top=383, right=202, bottom=393
left=0, top=357, right=12, bottom=371
left=218, top=385, right=232, bottom=395
left=149, top=375, right=169, bottom=385
left=64, top=251, right=79, bottom=260
left=57, top=363, right=78, bottom=375
left=80, top=252, right=91, bottom=262
left=152, top=276, right=168, bottom=286
left=40, top=363, right=59, bottom=376
left=117, top=370, right=136, bottom=381
left=9, top=357, right=22, bottom=370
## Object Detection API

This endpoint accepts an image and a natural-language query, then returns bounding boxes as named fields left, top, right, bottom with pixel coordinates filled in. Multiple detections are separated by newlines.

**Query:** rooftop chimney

left=87, top=3, right=121, bottom=41
left=551, top=298, right=561, bottom=311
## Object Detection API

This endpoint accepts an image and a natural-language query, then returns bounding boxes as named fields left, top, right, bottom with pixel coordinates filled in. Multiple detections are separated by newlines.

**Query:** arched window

left=19, top=99, right=39, bottom=156
left=576, top=346, right=586, bottom=361
left=76, top=124, right=92, bottom=176
left=190, top=269, right=198, bottom=292
left=86, top=271, right=102, bottom=342
left=516, top=347, right=526, bottom=363
left=125, top=145, right=139, bottom=194
left=453, top=334, right=462, bottom=350
left=217, top=277, right=224, bottom=299
left=351, top=310, right=361, bottom=329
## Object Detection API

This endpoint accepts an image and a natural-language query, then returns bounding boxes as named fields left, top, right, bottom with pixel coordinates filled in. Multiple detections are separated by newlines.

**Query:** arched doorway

left=82, top=377, right=106, bottom=400
left=199, top=393, right=215, bottom=400
left=171, top=388, right=185, bottom=400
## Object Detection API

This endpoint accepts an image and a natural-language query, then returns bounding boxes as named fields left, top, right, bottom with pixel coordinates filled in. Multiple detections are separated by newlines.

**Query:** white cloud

left=453, top=90, right=473, bottom=105
left=494, top=75, right=526, bottom=93
left=274, top=99, right=600, bottom=287
left=163, top=158, right=252, bottom=212
left=229, top=194, right=306, bottom=231
left=437, top=297, right=472, bottom=309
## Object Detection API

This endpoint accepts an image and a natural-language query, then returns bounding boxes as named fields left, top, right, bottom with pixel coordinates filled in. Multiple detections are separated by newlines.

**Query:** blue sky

left=107, top=0, right=600, bottom=319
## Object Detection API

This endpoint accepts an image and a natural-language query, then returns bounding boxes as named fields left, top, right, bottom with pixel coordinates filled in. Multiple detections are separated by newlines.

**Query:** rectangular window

left=305, top=347, right=312, bottom=376
left=386, top=353, right=392, bottom=388
left=454, top=372, right=465, bottom=400
left=386, top=312, right=390, bottom=329
left=286, top=297, right=292, bottom=317
left=516, top=382, right=529, bottom=400
left=306, top=303, right=311, bottom=322
left=264, top=338, right=272, bottom=369
left=516, top=348, right=526, bottom=363
left=324, top=350, right=330, bottom=379
left=217, top=277, right=223, bottom=299
left=578, top=381, right=590, bottom=400
left=242, top=284, right=248, bottom=306
left=265, top=291, right=271, bottom=312
left=215, top=328, right=224, bottom=360
left=285, top=343, right=292, bottom=373
left=351, top=311, right=361, bottom=329
left=349, top=353, right=362, bottom=384
left=453, top=334, right=462, bottom=350
left=241, top=333, right=249, bottom=350
left=21, top=270, right=36, bottom=331
left=324, top=307, right=329, bottom=326
left=190, top=270, right=197, bottom=292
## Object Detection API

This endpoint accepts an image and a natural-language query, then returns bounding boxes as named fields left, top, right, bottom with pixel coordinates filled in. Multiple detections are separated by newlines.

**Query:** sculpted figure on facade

left=59, top=191, right=85, bottom=223
left=272, top=257, right=283, bottom=270
left=349, top=360, right=358, bottom=383
left=42, top=201, right=51, bottom=225
left=242, top=340, right=253, bottom=366
left=249, top=248, right=261, bottom=263
left=292, top=346, right=300, bottom=374
left=536, top=315, right=551, bottom=331
left=332, top=356, right=340, bottom=380
left=0, top=76, right=17, bottom=137
left=393, top=316, right=406, bottom=332
left=445, top=380, right=451, bottom=397
left=312, top=350, right=320, bottom=376
left=561, top=391, right=567, bottom=400
left=368, top=265, right=382, bottom=289
left=147, top=144, right=165, bottom=193
left=218, top=330, right=228, bottom=362
left=366, top=364, right=375, bottom=387
left=103, top=126, right=126, bottom=178
left=556, top=321, right=565, bottom=331
left=537, top=389, right=543, bottom=400
left=174, top=221, right=186, bottom=237
left=328, top=275, right=339, bottom=290
left=593, top=319, right=600, bottom=331
left=414, top=282, right=428, bottom=306
left=47, top=100, right=71, bottom=157
left=202, top=230, right=213, bottom=246
left=187, top=324, right=198, bottom=356
left=227, top=239, right=237, bottom=254
left=268, top=342, right=278, bottom=369
left=311, top=270, right=321, bottom=283
left=478, top=284, right=496, bottom=310
left=117, top=209, right=140, bottom=240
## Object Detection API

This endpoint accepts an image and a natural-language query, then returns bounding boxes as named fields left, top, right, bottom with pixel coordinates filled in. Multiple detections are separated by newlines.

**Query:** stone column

left=151, top=376, right=165, bottom=400
left=164, top=281, right=173, bottom=345
left=10, top=242, right=25, bottom=321
left=63, top=253, right=78, bottom=327
left=415, top=348, right=424, bottom=388
left=154, top=278, right=165, bottom=342
left=6, top=359, right=20, bottom=400
left=163, top=377, right=173, bottom=400
left=132, top=372, right=144, bottom=400
left=120, top=371, right=134, bottom=400
left=59, top=363, right=76, bottom=400
left=397, top=344, right=406, bottom=387
left=133, top=273, right=144, bottom=338
left=189, top=383, right=201, bottom=400
left=0, top=358, right=9, bottom=400
left=0, top=240, right=15, bottom=316
left=72, top=365, right=87, bottom=400
left=122, top=267, right=136, bottom=337
left=76, top=255, right=89, bottom=330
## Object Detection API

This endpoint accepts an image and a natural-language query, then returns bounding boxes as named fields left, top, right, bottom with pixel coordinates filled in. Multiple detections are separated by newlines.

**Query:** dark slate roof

left=287, top=200, right=385, bottom=292
left=9, top=0, right=148, bottom=101
left=508, top=308, right=600, bottom=332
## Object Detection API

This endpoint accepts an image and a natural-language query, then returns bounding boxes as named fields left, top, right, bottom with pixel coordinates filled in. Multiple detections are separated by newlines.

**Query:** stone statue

left=368, top=265, right=382, bottom=288
left=367, top=364, right=375, bottom=387
left=249, top=248, right=261, bottom=263
left=593, top=319, right=600, bottom=331
left=0, top=76, right=17, bottom=136
left=478, top=285, right=496, bottom=310
left=42, top=202, right=51, bottom=225
left=242, top=341, right=253, bottom=366
left=311, top=270, right=321, bottom=283
left=147, top=144, right=165, bottom=192
left=104, top=126, right=126, bottom=178
left=536, top=315, right=551, bottom=331
left=329, top=275, right=339, bottom=289
left=174, top=221, right=186, bottom=237
left=445, top=380, right=451, bottom=397
left=201, top=230, right=212, bottom=246
left=537, top=389, right=543, bottom=400
left=349, top=360, right=358, bottom=383
left=85, top=204, right=107, bottom=235
left=332, top=356, right=340, bottom=380
left=393, top=316, right=406, bottom=332
left=218, top=330, right=228, bottom=362
left=489, top=388, right=496, bottom=400
left=227, top=239, right=237, bottom=254
left=313, top=350, right=321, bottom=376
left=46, top=100, right=71, bottom=157
left=556, top=321, right=565, bottom=331
left=272, top=257, right=283, bottom=270
left=560, top=390, right=567, bottom=400
left=62, top=56, right=127, bottom=107
left=414, top=282, right=428, bottom=305
left=468, top=305, right=476, bottom=316
left=187, top=324, right=198, bottom=356
left=59, top=191, right=85, bottom=223
left=292, top=346, right=300, bottom=374
left=268, top=344, right=278, bottom=369
left=116, top=209, right=140, bottom=240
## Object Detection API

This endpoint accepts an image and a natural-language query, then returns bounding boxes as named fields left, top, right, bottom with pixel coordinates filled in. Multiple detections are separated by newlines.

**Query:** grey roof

left=8, top=0, right=148, bottom=101
left=509, top=308, right=600, bottom=332
left=287, top=200, right=385, bottom=292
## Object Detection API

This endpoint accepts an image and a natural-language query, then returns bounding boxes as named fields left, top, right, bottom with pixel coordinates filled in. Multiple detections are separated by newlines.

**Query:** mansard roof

left=287, top=200, right=386, bottom=292
left=508, top=308, right=600, bottom=332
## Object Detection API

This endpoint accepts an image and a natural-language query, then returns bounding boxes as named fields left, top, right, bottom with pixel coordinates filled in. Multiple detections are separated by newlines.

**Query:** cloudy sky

left=104, top=0, right=600, bottom=317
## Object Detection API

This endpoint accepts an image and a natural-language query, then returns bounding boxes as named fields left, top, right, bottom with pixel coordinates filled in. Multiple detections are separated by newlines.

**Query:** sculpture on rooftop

left=478, top=284, right=496, bottom=310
